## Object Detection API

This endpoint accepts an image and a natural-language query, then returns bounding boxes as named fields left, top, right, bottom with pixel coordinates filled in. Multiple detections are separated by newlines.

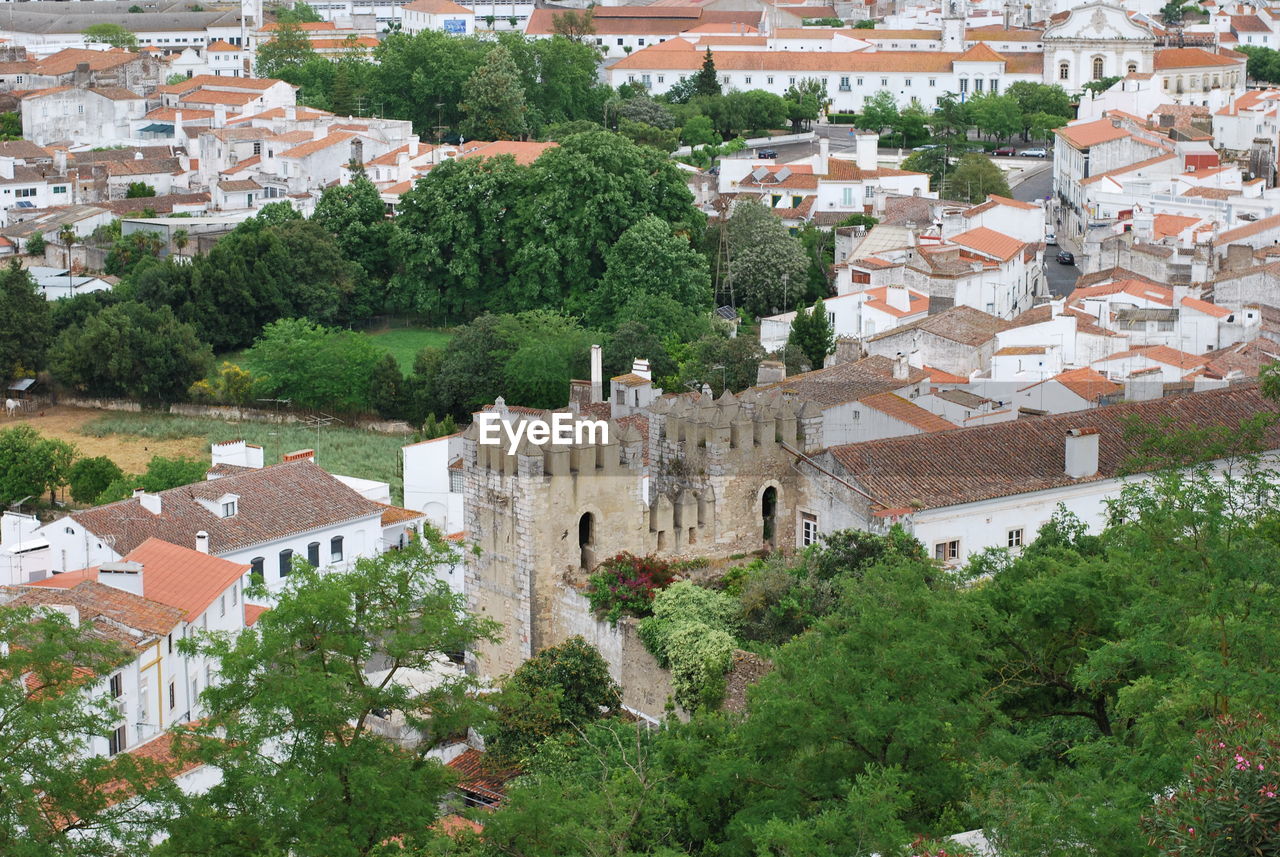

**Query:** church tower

left=942, top=0, right=966, bottom=51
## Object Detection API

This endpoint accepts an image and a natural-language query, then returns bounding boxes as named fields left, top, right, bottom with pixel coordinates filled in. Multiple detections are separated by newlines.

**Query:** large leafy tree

left=459, top=44, right=528, bottom=141
left=255, top=20, right=316, bottom=78
left=723, top=200, right=808, bottom=318
left=942, top=153, right=1011, bottom=203
left=245, top=318, right=386, bottom=412
left=0, top=603, right=166, bottom=857
left=313, top=172, right=397, bottom=286
left=82, top=22, right=138, bottom=50
left=157, top=539, right=499, bottom=857
left=693, top=47, right=721, bottom=98
left=0, top=260, right=49, bottom=379
left=590, top=215, right=711, bottom=331
left=787, top=297, right=835, bottom=371
left=969, top=93, right=1022, bottom=142
left=50, top=302, right=212, bottom=402
left=0, top=425, right=75, bottom=507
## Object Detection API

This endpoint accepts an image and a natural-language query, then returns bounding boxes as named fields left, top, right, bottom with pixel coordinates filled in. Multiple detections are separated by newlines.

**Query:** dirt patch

left=1, top=405, right=206, bottom=474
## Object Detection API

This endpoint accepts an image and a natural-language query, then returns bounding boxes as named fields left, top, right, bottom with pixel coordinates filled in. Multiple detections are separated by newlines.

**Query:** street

left=1010, top=161, right=1078, bottom=299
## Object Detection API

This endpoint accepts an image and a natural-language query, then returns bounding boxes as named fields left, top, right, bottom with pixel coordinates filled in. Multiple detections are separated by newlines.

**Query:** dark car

left=1056, top=251, right=1075, bottom=265
left=993, top=146, right=1017, bottom=156
left=757, top=148, right=778, bottom=159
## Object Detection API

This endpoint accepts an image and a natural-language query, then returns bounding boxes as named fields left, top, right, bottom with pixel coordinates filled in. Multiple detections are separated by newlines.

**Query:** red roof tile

left=859, top=391, right=956, bottom=432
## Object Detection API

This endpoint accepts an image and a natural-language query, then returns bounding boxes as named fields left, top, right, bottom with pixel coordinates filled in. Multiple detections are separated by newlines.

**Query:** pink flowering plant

left=904, top=836, right=977, bottom=857
left=584, top=552, right=678, bottom=625
left=1143, top=713, right=1280, bottom=856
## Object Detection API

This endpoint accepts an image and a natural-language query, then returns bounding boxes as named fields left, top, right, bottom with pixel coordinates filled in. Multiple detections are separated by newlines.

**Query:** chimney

left=54, top=149, right=67, bottom=177
left=756, top=360, right=786, bottom=386
left=43, top=603, right=79, bottom=628
left=0, top=156, right=12, bottom=180
left=568, top=379, right=592, bottom=411
left=214, top=104, right=227, bottom=128
left=817, top=136, right=829, bottom=174
left=885, top=284, right=912, bottom=312
left=409, top=135, right=420, bottom=157
left=195, top=531, right=210, bottom=554
left=312, top=126, right=327, bottom=141
left=1064, top=427, right=1100, bottom=478
left=1226, top=242, right=1253, bottom=271
left=590, top=344, right=603, bottom=403
left=632, top=358, right=652, bottom=380
left=99, top=561, right=144, bottom=596
left=133, top=488, right=161, bottom=515
left=892, top=351, right=910, bottom=381
left=855, top=131, right=879, bottom=172
left=282, top=449, right=315, bottom=463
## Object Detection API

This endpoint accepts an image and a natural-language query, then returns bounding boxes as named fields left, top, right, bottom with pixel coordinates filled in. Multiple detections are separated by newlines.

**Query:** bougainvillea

left=583, top=552, right=677, bottom=625
left=1143, top=713, right=1280, bottom=856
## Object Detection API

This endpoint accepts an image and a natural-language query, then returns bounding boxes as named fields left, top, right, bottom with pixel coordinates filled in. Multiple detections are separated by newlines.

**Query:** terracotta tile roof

left=158, top=74, right=288, bottom=94
left=435, top=815, right=484, bottom=836
left=869, top=304, right=1013, bottom=346
left=457, top=140, right=556, bottom=166
left=307, top=37, right=379, bottom=50
left=996, top=345, right=1047, bottom=356
left=180, top=89, right=260, bottom=107
left=686, top=22, right=760, bottom=33
left=447, top=749, right=517, bottom=804
left=69, top=459, right=384, bottom=557
left=403, top=0, right=473, bottom=12
left=955, top=42, right=1007, bottom=62
left=612, top=372, right=651, bottom=386
left=1095, top=344, right=1207, bottom=369
left=859, top=391, right=956, bottom=432
left=824, top=158, right=924, bottom=181
left=7, top=580, right=186, bottom=645
left=1079, top=152, right=1177, bottom=186
left=842, top=285, right=928, bottom=317
left=29, top=538, right=248, bottom=623
left=1154, top=47, right=1242, bottom=69
left=1181, top=295, right=1231, bottom=317
left=206, top=40, right=240, bottom=51
left=1031, top=367, right=1121, bottom=401
left=1055, top=118, right=1134, bottom=149
left=829, top=384, right=1276, bottom=511
left=1069, top=278, right=1173, bottom=307
left=280, top=131, right=357, bottom=159
left=612, top=44, right=1039, bottom=73
left=1153, top=213, right=1203, bottom=239
left=1007, top=303, right=1121, bottom=338
left=923, top=365, right=968, bottom=383
left=21, top=86, right=74, bottom=100
left=243, top=604, right=268, bottom=626
left=754, top=354, right=927, bottom=406
left=217, top=178, right=261, bottom=192
left=146, top=106, right=215, bottom=121
left=948, top=226, right=1025, bottom=262
left=379, top=504, right=425, bottom=526
left=1218, top=212, right=1280, bottom=243
left=35, top=48, right=137, bottom=77
left=966, top=24, right=1044, bottom=40
left=962, top=194, right=1039, bottom=217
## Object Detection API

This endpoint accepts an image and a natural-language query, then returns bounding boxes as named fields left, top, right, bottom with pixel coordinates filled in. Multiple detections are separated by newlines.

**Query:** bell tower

left=942, top=0, right=966, bottom=51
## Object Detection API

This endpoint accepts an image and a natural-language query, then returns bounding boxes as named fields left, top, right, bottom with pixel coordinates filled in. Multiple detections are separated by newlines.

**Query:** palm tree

left=58, top=223, right=76, bottom=293
left=171, top=228, right=189, bottom=258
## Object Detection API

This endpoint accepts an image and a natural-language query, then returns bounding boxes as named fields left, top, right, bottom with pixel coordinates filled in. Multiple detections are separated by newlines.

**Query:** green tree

left=0, top=260, right=50, bottom=379
left=104, top=230, right=163, bottom=277
left=255, top=20, right=316, bottom=78
left=681, top=114, right=718, bottom=147
left=0, top=425, right=75, bottom=507
left=0, top=112, right=21, bottom=141
left=1082, top=75, right=1122, bottom=95
left=51, top=301, right=212, bottom=402
left=693, top=47, right=721, bottom=98
left=675, top=329, right=765, bottom=395
left=590, top=215, right=711, bottom=329
left=486, top=636, right=622, bottom=765
left=969, top=92, right=1022, bottom=142
left=246, top=318, right=386, bottom=412
left=459, top=44, right=527, bottom=141
left=1027, top=110, right=1068, bottom=142
left=550, top=8, right=594, bottom=39
left=902, top=147, right=952, bottom=192
left=139, top=455, right=209, bottom=492
left=313, top=172, right=396, bottom=283
left=859, top=90, right=899, bottom=136
left=276, top=1, right=323, bottom=23
left=67, top=455, right=124, bottom=504
left=1005, top=81, right=1073, bottom=132
left=124, top=181, right=155, bottom=198
left=23, top=232, right=45, bottom=256
left=942, top=152, right=1011, bottom=203
left=0, top=602, right=166, bottom=857
left=82, top=22, right=138, bottom=49
left=854, top=18, right=877, bottom=27
left=1239, top=46, right=1280, bottom=83
left=615, top=95, right=676, bottom=129
left=890, top=103, right=930, bottom=149
left=156, top=538, right=500, bottom=857
left=367, top=352, right=405, bottom=418
left=724, top=200, right=809, bottom=317
left=787, top=297, right=835, bottom=371
left=170, top=228, right=189, bottom=256
left=254, top=200, right=304, bottom=226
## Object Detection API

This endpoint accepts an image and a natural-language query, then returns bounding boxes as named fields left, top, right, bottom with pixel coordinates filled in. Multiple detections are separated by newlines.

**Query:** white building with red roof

left=759, top=282, right=929, bottom=352
left=399, top=0, right=476, bottom=36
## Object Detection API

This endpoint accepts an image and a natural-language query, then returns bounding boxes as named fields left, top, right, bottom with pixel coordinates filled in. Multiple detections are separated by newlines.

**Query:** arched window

left=279, top=549, right=293, bottom=578
left=1058, top=61, right=1070, bottom=80
left=1127, top=61, right=1138, bottom=74
left=249, top=557, right=264, bottom=585
left=761, top=487, right=778, bottom=546
left=578, top=512, right=595, bottom=570
left=330, top=536, right=344, bottom=562
left=307, top=541, right=320, bottom=567
left=1092, top=57, right=1105, bottom=80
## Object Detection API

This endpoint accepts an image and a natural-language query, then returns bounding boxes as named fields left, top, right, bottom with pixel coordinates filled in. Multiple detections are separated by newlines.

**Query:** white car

left=1045, top=231, right=1057, bottom=245
left=1019, top=148, right=1048, bottom=158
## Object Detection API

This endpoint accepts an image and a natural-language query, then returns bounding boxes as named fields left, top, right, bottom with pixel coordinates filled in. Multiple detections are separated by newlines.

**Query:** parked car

left=757, top=148, right=778, bottom=159
left=1045, top=231, right=1057, bottom=246
left=1018, top=148, right=1048, bottom=158
left=1056, top=250, right=1075, bottom=265
left=993, top=146, right=1017, bottom=156
left=912, top=144, right=939, bottom=151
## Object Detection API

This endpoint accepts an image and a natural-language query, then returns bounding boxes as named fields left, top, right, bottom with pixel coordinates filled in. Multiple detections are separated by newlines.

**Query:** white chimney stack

left=885, top=284, right=911, bottom=313
left=817, top=136, right=829, bottom=174
left=590, top=344, right=603, bottom=403
left=632, top=358, right=651, bottom=380
left=892, top=351, right=910, bottom=381
left=195, top=531, right=210, bottom=554
left=855, top=131, right=879, bottom=172
left=1064, top=427, right=1100, bottom=478
left=98, top=561, right=144, bottom=596
left=133, top=488, right=162, bottom=515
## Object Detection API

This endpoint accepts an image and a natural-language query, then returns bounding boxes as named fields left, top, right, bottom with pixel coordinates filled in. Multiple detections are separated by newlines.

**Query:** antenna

left=300, top=412, right=342, bottom=465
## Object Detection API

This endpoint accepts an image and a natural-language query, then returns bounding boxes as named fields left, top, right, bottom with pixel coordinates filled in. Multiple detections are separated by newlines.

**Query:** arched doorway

left=761, top=487, right=777, bottom=547
left=578, top=512, right=595, bottom=570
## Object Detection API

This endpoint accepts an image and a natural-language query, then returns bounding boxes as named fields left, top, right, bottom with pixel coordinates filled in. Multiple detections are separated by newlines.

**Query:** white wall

left=403, top=434, right=464, bottom=536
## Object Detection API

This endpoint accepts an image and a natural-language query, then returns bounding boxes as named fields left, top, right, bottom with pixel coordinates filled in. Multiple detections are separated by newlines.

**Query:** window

left=330, top=536, right=344, bottom=562
left=1059, top=61, right=1070, bottom=80
left=14, top=75, right=21, bottom=84
left=1007, top=528, right=1023, bottom=548
left=723, top=75, right=730, bottom=84
left=638, top=38, right=645, bottom=45
left=249, top=556, right=264, bottom=585
left=279, top=549, right=293, bottom=578
left=307, top=541, right=320, bottom=566
left=789, top=76, right=796, bottom=85
left=221, top=500, right=237, bottom=517
left=839, top=75, right=851, bottom=90
left=1157, top=320, right=1175, bottom=332
left=990, top=78, right=998, bottom=93
left=959, top=78, right=968, bottom=92
left=855, top=77, right=863, bottom=86
left=904, top=78, right=912, bottom=87
left=929, top=78, right=936, bottom=87
left=219, top=594, right=226, bottom=617
left=771, top=194, right=783, bottom=207
left=15, top=188, right=36, bottom=198
left=449, top=469, right=464, bottom=493
left=1092, top=56, right=1104, bottom=80
left=842, top=186, right=853, bottom=206
left=1127, top=61, right=1138, bottom=74
left=791, top=195, right=804, bottom=208
left=616, top=38, right=624, bottom=46
left=167, top=633, right=173, bottom=654
left=169, top=681, right=176, bottom=709
left=801, top=513, right=819, bottom=546
left=880, top=77, right=888, bottom=86
left=53, top=186, right=67, bottom=193
left=657, top=75, right=664, bottom=83
left=934, top=540, right=960, bottom=561
left=77, top=105, right=84, bottom=115
left=252, top=141, right=261, bottom=155
left=745, top=76, right=752, bottom=84
left=109, top=673, right=123, bottom=698
left=231, top=584, right=237, bottom=606
left=974, top=78, right=984, bottom=92
left=641, top=73, right=651, bottom=85
left=108, top=725, right=127, bottom=756
left=864, top=185, right=876, bottom=198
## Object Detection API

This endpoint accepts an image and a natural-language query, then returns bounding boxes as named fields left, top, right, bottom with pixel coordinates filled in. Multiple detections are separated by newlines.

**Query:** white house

left=759, top=284, right=929, bottom=352
left=1014, top=367, right=1122, bottom=414
left=4, top=538, right=250, bottom=758
left=22, top=86, right=146, bottom=147
left=399, top=0, right=476, bottom=35
left=402, top=433, right=465, bottom=538
left=1091, top=344, right=1209, bottom=382
left=1041, top=1, right=1156, bottom=95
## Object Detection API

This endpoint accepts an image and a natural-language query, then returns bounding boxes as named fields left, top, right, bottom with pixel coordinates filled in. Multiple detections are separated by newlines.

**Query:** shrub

left=828, top=113, right=859, bottom=124
left=584, top=553, right=678, bottom=625
left=735, top=558, right=839, bottom=647
left=638, top=581, right=740, bottom=711
left=67, top=456, right=124, bottom=505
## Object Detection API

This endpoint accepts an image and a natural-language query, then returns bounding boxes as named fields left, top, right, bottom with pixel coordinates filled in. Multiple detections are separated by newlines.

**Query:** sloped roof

left=754, top=354, right=927, bottom=406
left=6, top=580, right=186, bottom=644
left=866, top=304, right=1014, bottom=346
left=1094, top=344, right=1207, bottom=369
left=949, top=226, right=1025, bottom=262
left=1055, top=118, right=1134, bottom=149
left=1153, top=46, right=1242, bottom=69
left=69, top=459, right=384, bottom=557
left=829, top=384, right=1276, bottom=511
left=954, top=42, right=1007, bottom=63
left=1218, top=212, right=1280, bottom=244
left=858, top=391, right=957, bottom=432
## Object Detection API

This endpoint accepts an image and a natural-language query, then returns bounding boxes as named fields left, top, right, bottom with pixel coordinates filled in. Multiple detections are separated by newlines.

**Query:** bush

left=735, top=557, right=839, bottom=647
left=583, top=552, right=678, bottom=625
left=827, top=113, right=859, bottom=124
left=638, top=581, right=740, bottom=711
left=67, top=456, right=124, bottom=505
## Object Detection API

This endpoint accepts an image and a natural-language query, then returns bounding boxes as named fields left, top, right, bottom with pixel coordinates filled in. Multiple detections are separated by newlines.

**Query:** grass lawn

left=80, top=412, right=408, bottom=504
left=220, top=327, right=453, bottom=375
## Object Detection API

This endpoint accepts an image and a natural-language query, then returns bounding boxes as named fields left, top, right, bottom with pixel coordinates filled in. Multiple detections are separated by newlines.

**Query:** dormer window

left=221, top=500, right=237, bottom=517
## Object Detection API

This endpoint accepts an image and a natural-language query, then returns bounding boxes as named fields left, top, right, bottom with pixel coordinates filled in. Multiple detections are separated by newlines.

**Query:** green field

left=224, top=326, right=453, bottom=375
left=81, top=412, right=408, bottom=504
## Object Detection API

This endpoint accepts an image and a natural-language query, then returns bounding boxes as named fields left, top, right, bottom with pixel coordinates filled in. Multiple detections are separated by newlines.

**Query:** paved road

left=1010, top=161, right=1079, bottom=299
